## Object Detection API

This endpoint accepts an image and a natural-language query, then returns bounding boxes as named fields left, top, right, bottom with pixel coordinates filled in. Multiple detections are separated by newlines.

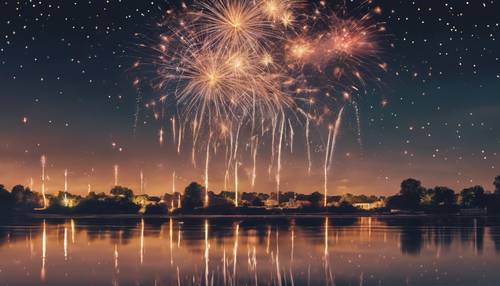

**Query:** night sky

left=1, top=0, right=499, bottom=196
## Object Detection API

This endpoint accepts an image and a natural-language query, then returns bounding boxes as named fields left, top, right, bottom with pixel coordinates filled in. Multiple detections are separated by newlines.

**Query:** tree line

left=386, top=176, right=500, bottom=214
left=0, top=175, right=499, bottom=215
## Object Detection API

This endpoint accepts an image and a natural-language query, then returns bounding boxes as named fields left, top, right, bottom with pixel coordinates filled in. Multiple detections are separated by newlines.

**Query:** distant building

left=283, top=198, right=312, bottom=209
left=265, top=199, right=279, bottom=207
left=353, top=200, right=385, bottom=210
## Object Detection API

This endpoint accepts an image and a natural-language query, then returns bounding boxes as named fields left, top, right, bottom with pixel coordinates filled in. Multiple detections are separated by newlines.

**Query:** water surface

left=0, top=216, right=499, bottom=285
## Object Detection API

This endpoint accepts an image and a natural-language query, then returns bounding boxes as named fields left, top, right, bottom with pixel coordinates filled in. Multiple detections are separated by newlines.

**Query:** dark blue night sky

left=0, top=0, right=499, bottom=195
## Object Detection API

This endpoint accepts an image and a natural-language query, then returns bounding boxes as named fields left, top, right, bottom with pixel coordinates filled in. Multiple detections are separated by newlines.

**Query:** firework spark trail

left=172, top=117, right=176, bottom=144
left=140, top=170, right=144, bottom=194
left=328, top=107, right=345, bottom=169
left=276, top=113, right=285, bottom=203
left=159, top=127, right=165, bottom=145
left=64, top=169, right=68, bottom=192
left=323, top=107, right=345, bottom=207
left=323, top=126, right=333, bottom=208
left=288, top=119, right=294, bottom=153
left=352, top=100, right=363, bottom=150
left=204, top=134, right=211, bottom=207
left=233, top=123, right=242, bottom=205
left=40, top=155, right=47, bottom=209
left=172, top=171, right=176, bottom=209
left=224, top=126, right=235, bottom=191
left=269, top=114, right=277, bottom=177
left=305, top=116, right=311, bottom=175
left=234, top=160, right=239, bottom=207
left=177, top=126, right=183, bottom=154
left=251, top=136, right=258, bottom=189
left=133, top=83, right=142, bottom=135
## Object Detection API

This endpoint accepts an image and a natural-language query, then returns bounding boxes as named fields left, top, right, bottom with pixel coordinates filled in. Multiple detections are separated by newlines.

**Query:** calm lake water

left=0, top=216, right=499, bottom=286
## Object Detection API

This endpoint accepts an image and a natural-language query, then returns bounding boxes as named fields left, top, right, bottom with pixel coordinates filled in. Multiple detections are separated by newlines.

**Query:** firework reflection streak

left=41, top=220, right=46, bottom=281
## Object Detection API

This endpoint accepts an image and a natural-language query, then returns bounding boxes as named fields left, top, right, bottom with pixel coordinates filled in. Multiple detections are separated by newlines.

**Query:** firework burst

left=134, top=0, right=386, bottom=207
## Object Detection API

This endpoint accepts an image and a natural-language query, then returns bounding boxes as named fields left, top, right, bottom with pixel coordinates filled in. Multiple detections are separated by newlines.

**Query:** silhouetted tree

left=250, top=196, right=264, bottom=207
left=110, top=186, right=134, bottom=201
left=387, top=178, right=425, bottom=211
left=400, top=178, right=425, bottom=197
left=460, top=186, right=486, bottom=208
left=0, top=185, right=13, bottom=213
left=182, top=182, right=204, bottom=209
left=207, top=192, right=233, bottom=208
left=494, top=176, right=500, bottom=194
left=11, top=185, right=41, bottom=210
left=308, top=192, right=323, bottom=208
left=427, top=186, right=456, bottom=211
left=75, top=193, right=140, bottom=214
left=144, top=203, right=168, bottom=215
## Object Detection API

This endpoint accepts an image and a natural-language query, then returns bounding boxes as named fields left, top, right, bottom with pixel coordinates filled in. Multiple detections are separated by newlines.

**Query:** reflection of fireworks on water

left=134, top=0, right=386, bottom=206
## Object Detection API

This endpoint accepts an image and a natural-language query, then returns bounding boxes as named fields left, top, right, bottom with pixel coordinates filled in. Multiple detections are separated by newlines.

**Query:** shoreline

left=20, top=212, right=495, bottom=220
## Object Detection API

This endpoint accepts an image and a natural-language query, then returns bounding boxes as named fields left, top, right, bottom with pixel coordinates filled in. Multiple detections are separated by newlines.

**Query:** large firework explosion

left=133, top=0, right=386, bottom=207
